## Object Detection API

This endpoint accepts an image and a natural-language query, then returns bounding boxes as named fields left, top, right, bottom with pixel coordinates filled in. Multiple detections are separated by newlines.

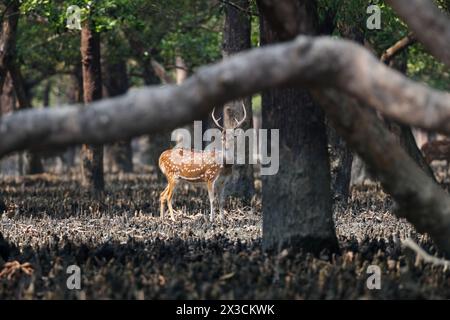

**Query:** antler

left=233, top=101, right=247, bottom=129
left=212, top=101, right=247, bottom=130
left=212, top=107, right=225, bottom=130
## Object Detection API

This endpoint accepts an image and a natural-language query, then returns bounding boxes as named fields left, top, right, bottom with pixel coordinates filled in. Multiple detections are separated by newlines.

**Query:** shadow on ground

left=0, top=173, right=449, bottom=299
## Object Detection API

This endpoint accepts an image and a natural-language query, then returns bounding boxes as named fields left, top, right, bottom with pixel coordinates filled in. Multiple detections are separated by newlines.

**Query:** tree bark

left=0, top=1, right=19, bottom=96
left=222, top=0, right=255, bottom=202
left=80, top=22, right=104, bottom=194
left=258, top=0, right=339, bottom=254
left=327, top=121, right=353, bottom=204
left=103, top=51, right=133, bottom=173
left=0, top=73, right=15, bottom=115
left=5, top=26, right=43, bottom=174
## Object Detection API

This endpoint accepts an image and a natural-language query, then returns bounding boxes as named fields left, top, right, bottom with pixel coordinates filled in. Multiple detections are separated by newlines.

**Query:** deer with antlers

left=159, top=102, right=247, bottom=222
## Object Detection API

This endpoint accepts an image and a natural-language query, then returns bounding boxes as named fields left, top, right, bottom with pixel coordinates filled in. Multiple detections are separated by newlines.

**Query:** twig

left=402, top=238, right=450, bottom=270
left=218, top=0, right=258, bottom=16
left=381, top=33, right=416, bottom=64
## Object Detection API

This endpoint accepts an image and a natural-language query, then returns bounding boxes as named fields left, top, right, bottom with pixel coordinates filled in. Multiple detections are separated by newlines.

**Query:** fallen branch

left=403, top=238, right=450, bottom=270
left=314, top=89, right=450, bottom=257
left=386, top=0, right=450, bottom=66
left=1, top=36, right=450, bottom=158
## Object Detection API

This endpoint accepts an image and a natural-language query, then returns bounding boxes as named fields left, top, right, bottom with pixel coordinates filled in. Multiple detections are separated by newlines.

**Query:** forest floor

left=0, top=166, right=450, bottom=299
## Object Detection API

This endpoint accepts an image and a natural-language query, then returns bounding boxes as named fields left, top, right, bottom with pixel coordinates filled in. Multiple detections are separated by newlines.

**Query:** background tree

left=80, top=12, right=104, bottom=194
left=103, top=32, right=132, bottom=173
left=222, top=0, right=254, bottom=202
left=0, top=0, right=19, bottom=95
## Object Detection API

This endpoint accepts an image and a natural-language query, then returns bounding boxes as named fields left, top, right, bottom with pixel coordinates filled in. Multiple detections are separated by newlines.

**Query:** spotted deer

left=159, top=103, right=247, bottom=221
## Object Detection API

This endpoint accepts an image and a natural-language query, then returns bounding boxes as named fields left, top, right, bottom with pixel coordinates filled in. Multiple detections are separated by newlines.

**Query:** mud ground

left=0, top=166, right=449, bottom=299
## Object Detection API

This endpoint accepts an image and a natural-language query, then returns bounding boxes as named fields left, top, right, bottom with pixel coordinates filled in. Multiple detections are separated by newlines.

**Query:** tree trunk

left=0, top=73, right=15, bottom=115
left=0, top=1, right=19, bottom=96
left=324, top=26, right=361, bottom=206
left=8, top=57, right=43, bottom=175
left=143, top=71, right=168, bottom=174
left=327, top=121, right=353, bottom=204
left=0, top=196, right=5, bottom=215
left=258, top=0, right=339, bottom=254
left=103, top=51, right=133, bottom=173
left=222, top=0, right=255, bottom=202
left=127, top=35, right=169, bottom=172
left=143, top=62, right=169, bottom=173
left=0, top=1, right=42, bottom=174
left=80, top=22, right=104, bottom=194
left=43, top=80, right=51, bottom=107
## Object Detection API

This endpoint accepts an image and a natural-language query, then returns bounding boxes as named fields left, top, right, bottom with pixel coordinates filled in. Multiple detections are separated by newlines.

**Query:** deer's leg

left=207, top=180, right=216, bottom=221
left=216, top=177, right=227, bottom=221
left=166, top=179, right=177, bottom=222
left=160, top=184, right=170, bottom=219
left=218, top=183, right=226, bottom=221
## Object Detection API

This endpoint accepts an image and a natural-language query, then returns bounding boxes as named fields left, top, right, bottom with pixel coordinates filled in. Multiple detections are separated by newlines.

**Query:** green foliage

left=408, top=45, right=450, bottom=91
left=9, top=0, right=449, bottom=110
left=316, top=0, right=449, bottom=90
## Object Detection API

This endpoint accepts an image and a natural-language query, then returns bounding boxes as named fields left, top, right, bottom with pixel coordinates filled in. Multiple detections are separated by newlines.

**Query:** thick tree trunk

left=258, top=0, right=339, bottom=254
left=222, top=0, right=255, bottom=202
left=103, top=52, right=133, bottom=173
left=80, top=22, right=104, bottom=193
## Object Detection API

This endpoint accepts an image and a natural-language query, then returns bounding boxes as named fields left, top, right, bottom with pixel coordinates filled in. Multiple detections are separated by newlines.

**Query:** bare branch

left=380, top=33, right=416, bottom=64
left=0, top=36, right=449, bottom=158
left=386, top=0, right=450, bottom=66
left=314, top=89, right=450, bottom=257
